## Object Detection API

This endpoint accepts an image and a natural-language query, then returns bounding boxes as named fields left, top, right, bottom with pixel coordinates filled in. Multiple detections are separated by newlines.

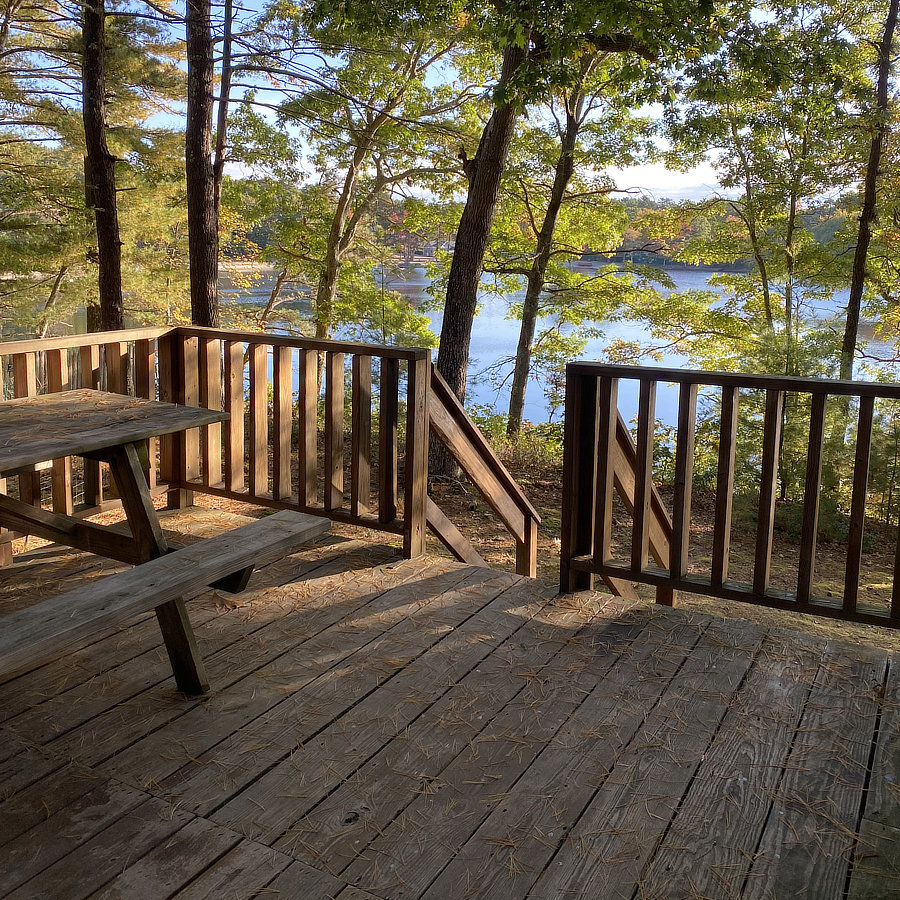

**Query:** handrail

left=560, top=362, right=900, bottom=628
left=0, top=326, right=173, bottom=355
left=175, top=325, right=430, bottom=362
left=427, top=365, right=541, bottom=577
left=569, top=361, right=900, bottom=399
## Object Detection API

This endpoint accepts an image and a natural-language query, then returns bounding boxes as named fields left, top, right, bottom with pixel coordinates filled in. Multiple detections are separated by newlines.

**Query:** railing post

left=560, top=367, right=598, bottom=593
left=403, top=355, right=428, bottom=558
left=516, top=517, right=538, bottom=578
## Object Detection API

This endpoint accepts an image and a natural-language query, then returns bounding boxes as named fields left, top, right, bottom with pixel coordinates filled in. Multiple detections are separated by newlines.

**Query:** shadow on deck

left=0, top=511, right=898, bottom=899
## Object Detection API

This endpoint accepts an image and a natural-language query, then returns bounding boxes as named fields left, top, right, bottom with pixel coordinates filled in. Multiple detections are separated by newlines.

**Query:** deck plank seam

left=0, top=535, right=359, bottom=707
left=0, top=548, right=433, bottom=803
left=625, top=626, right=773, bottom=900
left=737, top=639, right=888, bottom=899
left=519, top=617, right=713, bottom=895
left=257, top=580, right=561, bottom=831
left=99, top=563, right=500, bottom=804
left=736, top=640, right=829, bottom=899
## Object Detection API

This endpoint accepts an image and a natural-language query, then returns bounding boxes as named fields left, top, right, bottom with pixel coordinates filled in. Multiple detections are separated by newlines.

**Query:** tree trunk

left=38, top=266, right=68, bottom=338
left=840, top=0, right=898, bottom=381
left=436, top=43, right=525, bottom=404
left=211, top=0, right=233, bottom=217
left=82, top=0, right=123, bottom=331
left=507, top=100, right=581, bottom=438
left=186, top=0, right=219, bottom=327
left=433, top=43, right=525, bottom=477
left=257, top=267, right=288, bottom=330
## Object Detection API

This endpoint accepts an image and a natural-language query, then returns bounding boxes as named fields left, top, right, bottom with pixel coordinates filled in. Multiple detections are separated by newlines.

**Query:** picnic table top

left=0, top=389, right=227, bottom=477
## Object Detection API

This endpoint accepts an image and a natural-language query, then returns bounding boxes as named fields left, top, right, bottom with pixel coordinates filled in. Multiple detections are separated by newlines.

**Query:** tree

left=660, top=0, right=870, bottom=376
left=0, top=0, right=186, bottom=336
left=840, top=0, right=899, bottom=380
left=230, top=1, right=473, bottom=369
left=486, top=52, right=655, bottom=435
left=435, top=0, right=725, bottom=422
left=83, top=0, right=124, bottom=330
left=185, top=0, right=219, bottom=326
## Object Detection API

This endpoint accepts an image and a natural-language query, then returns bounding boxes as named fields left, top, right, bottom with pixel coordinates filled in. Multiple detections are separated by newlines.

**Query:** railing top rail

left=175, top=326, right=431, bottom=361
left=0, top=326, right=174, bottom=355
left=430, top=366, right=541, bottom=523
left=568, top=361, right=900, bottom=400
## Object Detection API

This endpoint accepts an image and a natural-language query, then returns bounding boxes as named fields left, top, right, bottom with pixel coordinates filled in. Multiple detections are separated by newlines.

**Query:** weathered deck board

left=527, top=620, right=763, bottom=900
left=635, top=631, right=826, bottom=899
left=418, top=613, right=710, bottom=899
left=210, top=570, right=551, bottom=843
left=0, top=518, right=897, bottom=899
left=743, top=642, right=888, bottom=900
left=169, top=839, right=295, bottom=900
left=102, top=562, right=482, bottom=798
left=279, top=590, right=634, bottom=874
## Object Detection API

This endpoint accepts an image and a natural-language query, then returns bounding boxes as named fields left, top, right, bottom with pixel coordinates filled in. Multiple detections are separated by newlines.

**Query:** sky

left=609, top=159, right=723, bottom=202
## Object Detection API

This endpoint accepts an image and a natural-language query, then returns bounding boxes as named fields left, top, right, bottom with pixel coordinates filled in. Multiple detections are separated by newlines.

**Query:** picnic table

left=0, top=389, right=226, bottom=565
left=0, top=389, right=329, bottom=693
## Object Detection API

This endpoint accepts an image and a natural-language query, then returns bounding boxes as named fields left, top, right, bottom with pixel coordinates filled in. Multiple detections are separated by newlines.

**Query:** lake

left=221, top=264, right=873, bottom=428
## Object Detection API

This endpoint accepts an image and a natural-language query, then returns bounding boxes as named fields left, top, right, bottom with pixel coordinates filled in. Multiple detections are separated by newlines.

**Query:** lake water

left=222, top=264, right=876, bottom=428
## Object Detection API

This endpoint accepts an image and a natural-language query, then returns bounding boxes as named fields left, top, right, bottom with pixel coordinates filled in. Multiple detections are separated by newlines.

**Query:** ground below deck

left=0, top=511, right=898, bottom=899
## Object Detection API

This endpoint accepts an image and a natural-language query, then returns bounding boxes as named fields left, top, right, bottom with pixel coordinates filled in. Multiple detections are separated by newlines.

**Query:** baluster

left=298, top=348, right=318, bottom=506
left=248, top=343, right=268, bottom=497
left=13, top=353, right=40, bottom=507
left=592, top=377, right=618, bottom=569
left=351, top=355, right=372, bottom=517
left=712, top=385, right=739, bottom=588
left=180, top=336, right=200, bottom=498
left=378, top=357, right=399, bottom=523
left=199, top=338, right=223, bottom=488
left=753, top=388, right=784, bottom=595
left=134, top=338, right=157, bottom=489
left=79, top=344, right=103, bottom=506
left=559, top=370, right=599, bottom=593
left=223, top=340, right=245, bottom=492
left=403, top=356, right=428, bottom=558
left=844, top=396, right=874, bottom=613
left=272, top=345, right=292, bottom=500
left=797, top=391, right=827, bottom=604
left=670, top=381, right=698, bottom=582
left=104, top=341, right=127, bottom=394
left=324, top=351, right=345, bottom=511
left=46, top=349, right=73, bottom=514
left=631, top=378, right=656, bottom=573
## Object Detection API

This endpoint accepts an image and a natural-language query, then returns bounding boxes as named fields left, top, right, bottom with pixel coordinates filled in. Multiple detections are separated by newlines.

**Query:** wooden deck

left=1, top=516, right=898, bottom=899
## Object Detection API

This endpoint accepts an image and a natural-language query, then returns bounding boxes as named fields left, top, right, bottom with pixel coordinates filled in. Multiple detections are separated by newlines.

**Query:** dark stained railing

left=0, top=326, right=540, bottom=576
left=560, top=362, right=900, bottom=628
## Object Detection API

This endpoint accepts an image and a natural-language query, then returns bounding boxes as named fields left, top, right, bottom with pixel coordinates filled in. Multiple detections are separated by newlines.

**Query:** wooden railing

left=166, top=326, right=430, bottom=558
left=0, top=326, right=540, bottom=576
left=560, top=362, right=900, bottom=627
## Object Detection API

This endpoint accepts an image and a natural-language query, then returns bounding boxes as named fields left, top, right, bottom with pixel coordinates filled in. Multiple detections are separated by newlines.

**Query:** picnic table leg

left=105, top=441, right=210, bottom=695
left=154, top=599, right=210, bottom=694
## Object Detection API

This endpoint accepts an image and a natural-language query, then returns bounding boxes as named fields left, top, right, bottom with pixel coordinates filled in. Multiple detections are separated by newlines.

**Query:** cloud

left=609, top=161, right=724, bottom=202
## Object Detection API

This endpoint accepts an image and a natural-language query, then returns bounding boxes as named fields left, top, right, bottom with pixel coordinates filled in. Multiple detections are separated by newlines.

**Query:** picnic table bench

left=0, top=390, right=330, bottom=694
